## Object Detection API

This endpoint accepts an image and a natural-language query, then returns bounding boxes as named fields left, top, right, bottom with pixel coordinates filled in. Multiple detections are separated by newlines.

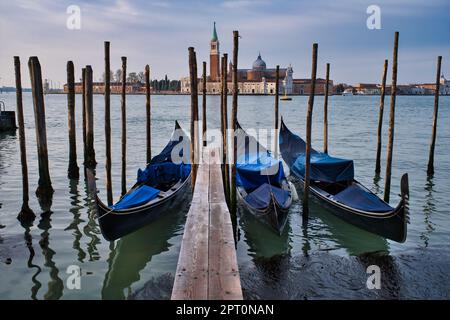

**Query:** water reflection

left=309, top=200, right=389, bottom=255
left=64, top=179, right=86, bottom=262
left=20, top=221, right=42, bottom=300
left=37, top=213, right=64, bottom=300
left=421, top=176, right=436, bottom=248
left=238, top=209, right=291, bottom=259
left=82, top=181, right=101, bottom=261
left=101, top=210, right=184, bottom=300
left=373, top=173, right=382, bottom=195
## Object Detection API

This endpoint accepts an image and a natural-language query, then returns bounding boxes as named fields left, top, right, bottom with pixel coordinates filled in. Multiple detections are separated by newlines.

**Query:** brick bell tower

left=210, top=22, right=220, bottom=82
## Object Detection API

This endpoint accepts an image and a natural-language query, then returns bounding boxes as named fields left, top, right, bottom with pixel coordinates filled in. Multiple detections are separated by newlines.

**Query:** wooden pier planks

left=171, top=147, right=242, bottom=300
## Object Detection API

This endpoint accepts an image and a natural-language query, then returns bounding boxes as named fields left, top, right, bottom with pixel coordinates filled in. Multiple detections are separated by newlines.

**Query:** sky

left=0, top=0, right=449, bottom=88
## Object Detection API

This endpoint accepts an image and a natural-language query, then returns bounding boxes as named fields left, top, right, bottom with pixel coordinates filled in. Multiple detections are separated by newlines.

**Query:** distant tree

left=169, top=80, right=180, bottom=91
left=335, top=83, right=345, bottom=94
left=138, top=71, right=145, bottom=83
left=152, top=79, right=158, bottom=91
left=127, top=72, right=139, bottom=83
left=115, top=69, right=122, bottom=83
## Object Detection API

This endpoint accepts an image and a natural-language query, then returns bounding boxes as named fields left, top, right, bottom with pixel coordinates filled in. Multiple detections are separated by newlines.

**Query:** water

left=0, top=93, right=449, bottom=299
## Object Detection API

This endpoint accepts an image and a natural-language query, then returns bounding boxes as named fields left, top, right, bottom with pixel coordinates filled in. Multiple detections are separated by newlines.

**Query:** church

left=181, top=23, right=333, bottom=95
left=181, top=23, right=294, bottom=95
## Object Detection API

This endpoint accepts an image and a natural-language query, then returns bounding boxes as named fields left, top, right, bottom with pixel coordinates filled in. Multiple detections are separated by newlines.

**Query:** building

left=64, top=82, right=146, bottom=94
left=354, top=83, right=380, bottom=95
left=181, top=23, right=333, bottom=95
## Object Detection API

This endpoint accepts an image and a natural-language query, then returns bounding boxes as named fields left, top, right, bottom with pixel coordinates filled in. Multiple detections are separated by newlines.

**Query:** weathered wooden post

left=84, top=65, right=96, bottom=169
left=274, top=65, right=280, bottom=157
left=105, top=41, right=113, bottom=205
left=230, top=31, right=239, bottom=217
left=303, top=43, right=318, bottom=213
left=28, top=57, right=54, bottom=199
left=145, top=64, right=152, bottom=164
left=14, top=56, right=35, bottom=221
left=375, top=59, right=388, bottom=174
left=427, top=56, right=442, bottom=176
left=121, top=57, right=127, bottom=196
left=222, top=54, right=230, bottom=204
left=323, top=63, right=330, bottom=154
left=67, top=61, right=79, bottom=179
left=81, top=68, right=87, bottom=164
left=202, top=61, right=207, bottom=147
left=188, top=47, right=199, bottom=188
left=384, top=32, right=399, bottom=203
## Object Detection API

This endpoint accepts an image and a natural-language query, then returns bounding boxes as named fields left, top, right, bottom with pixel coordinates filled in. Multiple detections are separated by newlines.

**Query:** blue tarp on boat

left=236, top=152, right=285, bottom=190
left=244, top=183, right=290, bottom=209
left=137, top=162, right=191, bottom=186
left=291, top=153, right=354, bottom=183
left=332, top=184, right=393, bottom=212
left=112, top=185, right=160, bottom=210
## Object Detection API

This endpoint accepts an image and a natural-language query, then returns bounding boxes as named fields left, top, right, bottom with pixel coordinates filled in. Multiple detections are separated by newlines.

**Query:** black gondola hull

left=290, top=175, right=408, bottom=243
left=237, top=185, right=291, bottom=234
left=95, top=176, right=191, bottom=241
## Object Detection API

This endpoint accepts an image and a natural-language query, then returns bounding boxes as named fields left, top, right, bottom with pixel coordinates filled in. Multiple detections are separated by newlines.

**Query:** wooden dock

left=171, top=146, right=243, bottom=300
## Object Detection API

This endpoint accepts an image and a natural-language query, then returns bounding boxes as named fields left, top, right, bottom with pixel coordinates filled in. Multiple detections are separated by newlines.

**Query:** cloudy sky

left=0, top=0, right=449, bottom=87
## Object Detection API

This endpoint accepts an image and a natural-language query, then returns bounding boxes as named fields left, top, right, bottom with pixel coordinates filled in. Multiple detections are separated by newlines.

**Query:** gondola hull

left=289, top=172, right=408, bottom=243
left=93, top=175, right=191, bottom=241
left=237, top=184, right=291, bottom=234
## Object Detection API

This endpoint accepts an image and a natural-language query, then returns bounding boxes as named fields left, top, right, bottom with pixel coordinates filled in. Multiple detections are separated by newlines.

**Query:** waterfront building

left=181, top=23, right=333, bottom=95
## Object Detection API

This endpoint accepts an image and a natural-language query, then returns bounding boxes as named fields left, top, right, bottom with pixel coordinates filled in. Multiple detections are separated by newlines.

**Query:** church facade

left=181, top=23, right=332, bottom=95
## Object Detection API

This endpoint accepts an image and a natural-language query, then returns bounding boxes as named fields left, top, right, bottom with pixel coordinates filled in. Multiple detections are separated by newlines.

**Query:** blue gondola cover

left=112, top=185, right=160, bottom=210
left=291, top=153, right=354, bottom=183
left=244, top=183, right=290, bottom=209
left=137, top=162, right=191, bottom=186
left=236, top=152, right=285, bottom=190
left=332, top=184, right=393, bottom=212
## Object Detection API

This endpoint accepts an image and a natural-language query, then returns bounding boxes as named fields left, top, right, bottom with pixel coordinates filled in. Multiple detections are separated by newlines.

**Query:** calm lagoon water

left=0, top=92, right=449, bottom=299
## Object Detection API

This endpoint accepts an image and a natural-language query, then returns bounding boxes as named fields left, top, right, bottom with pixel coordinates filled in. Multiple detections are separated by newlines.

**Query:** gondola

left=279, top=119, right=409, bottom=243
left=235, top=122, right=292, bottom=234
left=86, top=121, right=191, bottom=241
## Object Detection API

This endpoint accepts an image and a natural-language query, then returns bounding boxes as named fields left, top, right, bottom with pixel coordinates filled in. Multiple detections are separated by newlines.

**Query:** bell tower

left=210, top=22, right=220, bottom=82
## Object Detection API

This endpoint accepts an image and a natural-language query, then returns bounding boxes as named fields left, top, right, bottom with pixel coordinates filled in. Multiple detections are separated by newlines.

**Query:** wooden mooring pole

left=81, top=68, right=87, bottom=165
left=375, top=59, right=388, bottom=174
left=188, top=47, right=199, bottom=189
left=222, top=54, right=230, bottom=205
left=84, top=65, right=96, bottom=169
left=145, top=64, right=152, bottom=164
left=202, top=61, right=207, bottom=147
left=427, top=56, right=442, bottom=176
left=303, top=43, right=318, bottom=213
left=274, top=65, right=280, bottom=157
left=105, top=41, right=113, bottom=205
left=28, top=57, right=54, bottom=199
left=384, top=32, right=399, bottom=203
left=121, top=57, right=127, bottom=196
left=323, top=63, right=330, bottom=154
left=14, top=56, right=35, bottom=221
left=230, top=31, right=239, bottom=218
left=67, top=61, right=79, bottom=179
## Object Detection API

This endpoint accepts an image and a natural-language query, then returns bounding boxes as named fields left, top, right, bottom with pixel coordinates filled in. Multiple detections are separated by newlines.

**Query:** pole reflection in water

left=82, top=181, right=101, bottom=262
left=373, top=173, right=382, bottom=195
left=20, top=220, right=42, bottom=300
left=65, top=179, right=86, bottom=262
left=421, top=176, right=436, bottom=248
left=38, top=213, right=64, bottom=300
left=101, top=209, right=185, bottom=300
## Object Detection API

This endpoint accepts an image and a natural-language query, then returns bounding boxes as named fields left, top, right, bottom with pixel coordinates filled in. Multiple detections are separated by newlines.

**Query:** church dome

left=252, top=53, right=266, bottom=70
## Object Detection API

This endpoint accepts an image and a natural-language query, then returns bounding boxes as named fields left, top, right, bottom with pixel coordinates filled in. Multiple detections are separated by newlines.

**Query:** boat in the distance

left=280, top=87, right=292, bottom=101
left=86, top=121, right=191, bottom=241
left=235, top=122, right=292, bottom=234
left=342, top=88, right=354, bottom=96
left=279, top=119, right=409, bottom=242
